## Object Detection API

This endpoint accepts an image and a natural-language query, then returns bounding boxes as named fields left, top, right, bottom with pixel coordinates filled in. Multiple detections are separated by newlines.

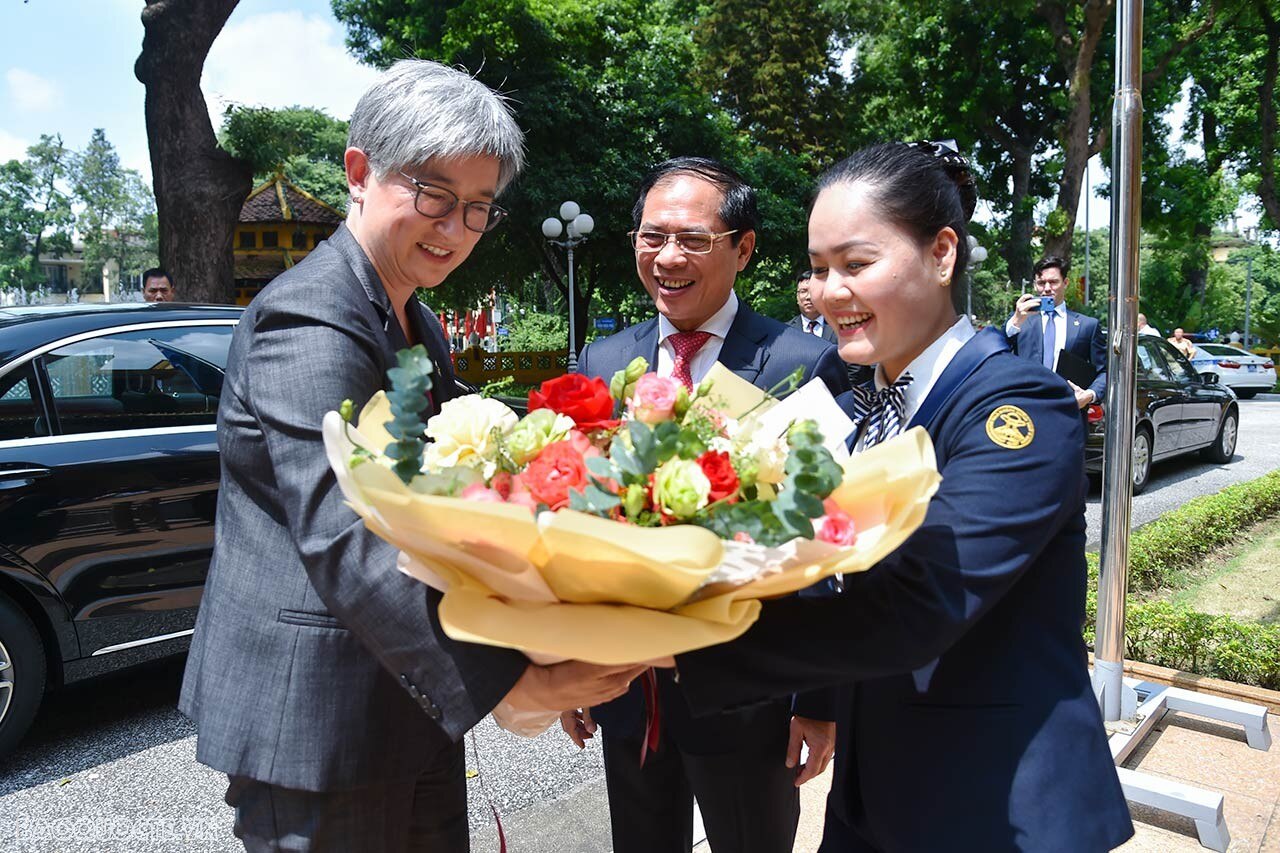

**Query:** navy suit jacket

left=576, top=301, right=850, bottom=748
left=790, top=313, right=839, bottom=345
left=1009, top=308, right=1108, bottom=402
left=181, top=225, right=526, bottom=791
left=676, top=332, right=1133, bottom=851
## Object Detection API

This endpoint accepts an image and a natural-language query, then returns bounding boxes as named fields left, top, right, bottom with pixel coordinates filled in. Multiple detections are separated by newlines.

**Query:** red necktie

left=807, top=319, right=819, bottom=334
left=668, top=330, right=713, bottom=390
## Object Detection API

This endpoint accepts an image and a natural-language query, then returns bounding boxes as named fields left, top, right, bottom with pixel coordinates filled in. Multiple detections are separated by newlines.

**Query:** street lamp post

left=1244, top=226, right=1257, bottom=349
left=541, top=201, right=595, bottom=371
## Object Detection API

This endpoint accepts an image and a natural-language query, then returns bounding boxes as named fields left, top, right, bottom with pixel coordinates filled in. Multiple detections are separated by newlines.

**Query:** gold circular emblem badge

left=985, top=405, right=1035, bottom=449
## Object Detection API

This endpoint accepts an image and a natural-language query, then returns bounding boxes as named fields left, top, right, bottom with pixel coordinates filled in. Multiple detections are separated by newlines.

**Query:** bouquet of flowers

left=322, top=346, right=940, bottom=690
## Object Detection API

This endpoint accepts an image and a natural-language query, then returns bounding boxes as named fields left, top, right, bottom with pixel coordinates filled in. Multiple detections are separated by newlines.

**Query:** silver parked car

left=1190, top=344, right=1276, bottom=399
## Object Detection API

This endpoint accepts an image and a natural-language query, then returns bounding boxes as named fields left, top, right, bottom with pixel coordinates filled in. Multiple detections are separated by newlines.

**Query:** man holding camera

left=1005, top=255, right=1107, bottom=409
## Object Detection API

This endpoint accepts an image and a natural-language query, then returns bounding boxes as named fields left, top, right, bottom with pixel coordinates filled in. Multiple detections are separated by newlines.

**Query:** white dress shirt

left=655, top=291, right=738, bottom=383
left=802, top=315, right=826, bottom=337
left=1005, top=301, right=1067, bottom=368
left=868, top=315, right=975, bottom=427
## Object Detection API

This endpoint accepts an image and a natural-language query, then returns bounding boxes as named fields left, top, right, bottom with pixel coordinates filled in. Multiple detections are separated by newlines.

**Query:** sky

left=0, top=1, right=1246, bottom=242
left=0, top=0, right=376, bottom=178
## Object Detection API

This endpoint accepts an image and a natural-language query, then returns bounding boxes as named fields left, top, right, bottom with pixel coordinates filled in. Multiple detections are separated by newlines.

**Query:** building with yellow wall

left=234, top=174, right=344, bottom=305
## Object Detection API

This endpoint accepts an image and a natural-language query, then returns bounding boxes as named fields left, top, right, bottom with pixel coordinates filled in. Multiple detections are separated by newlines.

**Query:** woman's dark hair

left=814, top=142, right=977, bottom=307
left=632, top=156, right=760, bottom=246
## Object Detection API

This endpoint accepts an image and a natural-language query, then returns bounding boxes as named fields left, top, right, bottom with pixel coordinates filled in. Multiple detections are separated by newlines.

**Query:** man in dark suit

left=1006, top=255, right=1107, bottom=409
left=790, top=269, right=838, bottom=344
left=180, top=60, right=639, bottom=853
left=563, top=157, right=850, bottom=853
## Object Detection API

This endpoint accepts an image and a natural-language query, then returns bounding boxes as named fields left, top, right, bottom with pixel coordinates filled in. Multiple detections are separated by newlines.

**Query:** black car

left=0, top=302, right=242, bottom=756
left=1085, top=334, right=1238, bottom=494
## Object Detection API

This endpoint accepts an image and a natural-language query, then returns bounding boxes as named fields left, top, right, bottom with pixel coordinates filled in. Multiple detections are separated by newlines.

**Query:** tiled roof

left=239, top=175, right=343, bottom=225
left=234, top=253, right=289, bottom=281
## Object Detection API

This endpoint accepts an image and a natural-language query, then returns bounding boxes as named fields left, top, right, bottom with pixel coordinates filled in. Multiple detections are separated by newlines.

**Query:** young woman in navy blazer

left=667, top=143, right=1134, bottom=852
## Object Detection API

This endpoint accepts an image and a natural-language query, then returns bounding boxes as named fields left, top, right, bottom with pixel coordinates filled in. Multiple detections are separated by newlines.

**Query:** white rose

left=424, top=395, right=518, bottom=475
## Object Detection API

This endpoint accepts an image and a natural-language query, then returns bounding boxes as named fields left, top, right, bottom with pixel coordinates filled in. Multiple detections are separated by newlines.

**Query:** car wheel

left=1202, top=409, right=1238, bottom=464
left=0, top=594, right=46, bottom=759
left=1236, top=390, right=1257, bottom=400
left=1131, top=427, right=1153, bottom=495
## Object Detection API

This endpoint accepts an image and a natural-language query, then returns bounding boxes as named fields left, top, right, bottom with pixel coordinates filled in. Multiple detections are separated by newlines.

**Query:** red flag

left=475, top=309, right=489, bottom=337
left=464, top=310, right=475, bottom=338
left=438, top=311, right=448, bottom=334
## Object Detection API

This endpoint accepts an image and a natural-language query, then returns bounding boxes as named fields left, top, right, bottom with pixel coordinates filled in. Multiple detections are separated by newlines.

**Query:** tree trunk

left=1004, top=148, right=1036, bottom=288
left=135, top=0, right=252, bottom=305
left=1040, top=0, right=1111, bottom=263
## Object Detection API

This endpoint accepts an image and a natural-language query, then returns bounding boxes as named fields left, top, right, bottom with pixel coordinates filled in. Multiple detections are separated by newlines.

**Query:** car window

left=1151, top=341, right=1199, bottom=385
left=1136, top=341, right=1172, bottom=381
left=41, top=325, right=234, bottom=435
left=0, top=363, right=48, bottom=441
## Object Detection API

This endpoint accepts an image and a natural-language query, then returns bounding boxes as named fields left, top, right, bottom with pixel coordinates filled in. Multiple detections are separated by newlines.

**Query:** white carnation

left=423, top=395, right=518, bottom=476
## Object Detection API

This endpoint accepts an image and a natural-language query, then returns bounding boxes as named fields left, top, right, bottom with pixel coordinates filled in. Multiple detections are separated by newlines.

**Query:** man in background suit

left=791, top=269, right=838, bottom=343
left=562, top=157, right=849, bottom=853
left=1006, top=255, right=1107, bottom=409
left=793, top=269, right=874, bottom=385
left=181, top=61, right=640, bottom=853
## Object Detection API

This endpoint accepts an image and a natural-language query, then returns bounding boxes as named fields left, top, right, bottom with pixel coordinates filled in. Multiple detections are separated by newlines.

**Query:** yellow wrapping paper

left=321, top=392, right=941, bottom=666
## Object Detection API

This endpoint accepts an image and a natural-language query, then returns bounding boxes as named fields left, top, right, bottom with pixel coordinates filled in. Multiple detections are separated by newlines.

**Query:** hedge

left=1085, top=469, right=1280, bottom=691
left=1112, top=469, right=1280, bottom=592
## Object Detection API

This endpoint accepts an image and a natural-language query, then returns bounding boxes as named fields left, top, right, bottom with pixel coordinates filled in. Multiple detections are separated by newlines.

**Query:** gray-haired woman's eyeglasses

left=398, top=172, right=509, bottom=233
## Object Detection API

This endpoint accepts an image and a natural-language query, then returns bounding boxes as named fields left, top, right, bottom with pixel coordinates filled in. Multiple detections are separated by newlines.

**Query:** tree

left=693, top=0, right=848, bottom=160
left=220, top=106, right=350, bottom=210
left=0, top=136, right=75, bottom=291
left=135, top=0, right=252, bottom=303
left=73, top=129, right=158, bottom=292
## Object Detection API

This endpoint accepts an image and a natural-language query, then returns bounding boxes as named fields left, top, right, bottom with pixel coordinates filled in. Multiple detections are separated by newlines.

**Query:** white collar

left=874, top=315, right=975, bottom=419
left=658, top=290, right=739, bottom=343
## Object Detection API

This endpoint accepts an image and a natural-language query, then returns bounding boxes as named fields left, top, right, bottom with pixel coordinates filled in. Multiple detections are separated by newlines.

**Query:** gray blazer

left=180, top=224, right=526, bottom=792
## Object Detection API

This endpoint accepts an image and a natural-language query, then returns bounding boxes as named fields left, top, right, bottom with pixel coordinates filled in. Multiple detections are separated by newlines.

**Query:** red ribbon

left=639, top=667, right=662, bottom=767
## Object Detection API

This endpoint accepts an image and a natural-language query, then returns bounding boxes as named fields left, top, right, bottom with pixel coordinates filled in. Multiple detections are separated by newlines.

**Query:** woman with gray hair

left=181, top=59, right=642, bottom=852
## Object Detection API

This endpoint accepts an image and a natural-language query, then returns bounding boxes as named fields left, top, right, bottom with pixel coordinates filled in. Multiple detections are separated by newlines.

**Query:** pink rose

left=815, top=498, right=857, bottom=546
left=460, top=483, right=505, bottom=503
left=628, top=374, right=679, bottom=424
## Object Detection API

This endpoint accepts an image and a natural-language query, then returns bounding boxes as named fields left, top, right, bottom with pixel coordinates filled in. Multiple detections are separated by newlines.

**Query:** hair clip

left=910, top=140, right=977, bottom=222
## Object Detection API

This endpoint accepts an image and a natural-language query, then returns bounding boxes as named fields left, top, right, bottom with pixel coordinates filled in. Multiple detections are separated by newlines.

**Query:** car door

left=1152, top=340, right=1219, bottom=450
left=1135, top=339, right=1183, bottom=457
left=0, top=320, right=235, bottom=660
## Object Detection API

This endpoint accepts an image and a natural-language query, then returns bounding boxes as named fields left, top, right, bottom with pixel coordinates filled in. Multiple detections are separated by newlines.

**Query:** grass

left=1165, top=514, right=1280, bottom=625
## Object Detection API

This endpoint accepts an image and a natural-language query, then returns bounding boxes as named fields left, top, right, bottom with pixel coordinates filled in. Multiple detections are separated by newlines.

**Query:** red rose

left=528, top=374, right=619, bottom=432
left=696, top=450, right=740, bottom=503
left=511, top=439, right=590, bottom=510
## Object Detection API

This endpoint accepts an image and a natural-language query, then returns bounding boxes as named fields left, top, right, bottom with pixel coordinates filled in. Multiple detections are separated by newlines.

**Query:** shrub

left=1087, top=469, right=1280, bottom=690
left=1123, top=469, right=1280, bottom=591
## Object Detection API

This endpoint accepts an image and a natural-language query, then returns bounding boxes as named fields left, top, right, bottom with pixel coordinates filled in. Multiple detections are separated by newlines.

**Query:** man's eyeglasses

left=398, top=172, right=508, bottom=233
left=628, top=230, right=739, bottom=254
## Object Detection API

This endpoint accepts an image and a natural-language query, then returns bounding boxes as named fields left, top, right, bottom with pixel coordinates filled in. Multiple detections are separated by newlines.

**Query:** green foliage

left=0, top=134, right=75, bottom=289
left=502, top=310, right=569, bottom=352
left=383, top=345, right=436, bottom=484
left=693, top=0, right=847, bottom=160
left=1085, top=470, right=1280, bottom=689
left=219, top=106, right=350, bottom=210
left=1124, top=603, right=1280, bottom=690
left=73, top=129, right=158, bottom=291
